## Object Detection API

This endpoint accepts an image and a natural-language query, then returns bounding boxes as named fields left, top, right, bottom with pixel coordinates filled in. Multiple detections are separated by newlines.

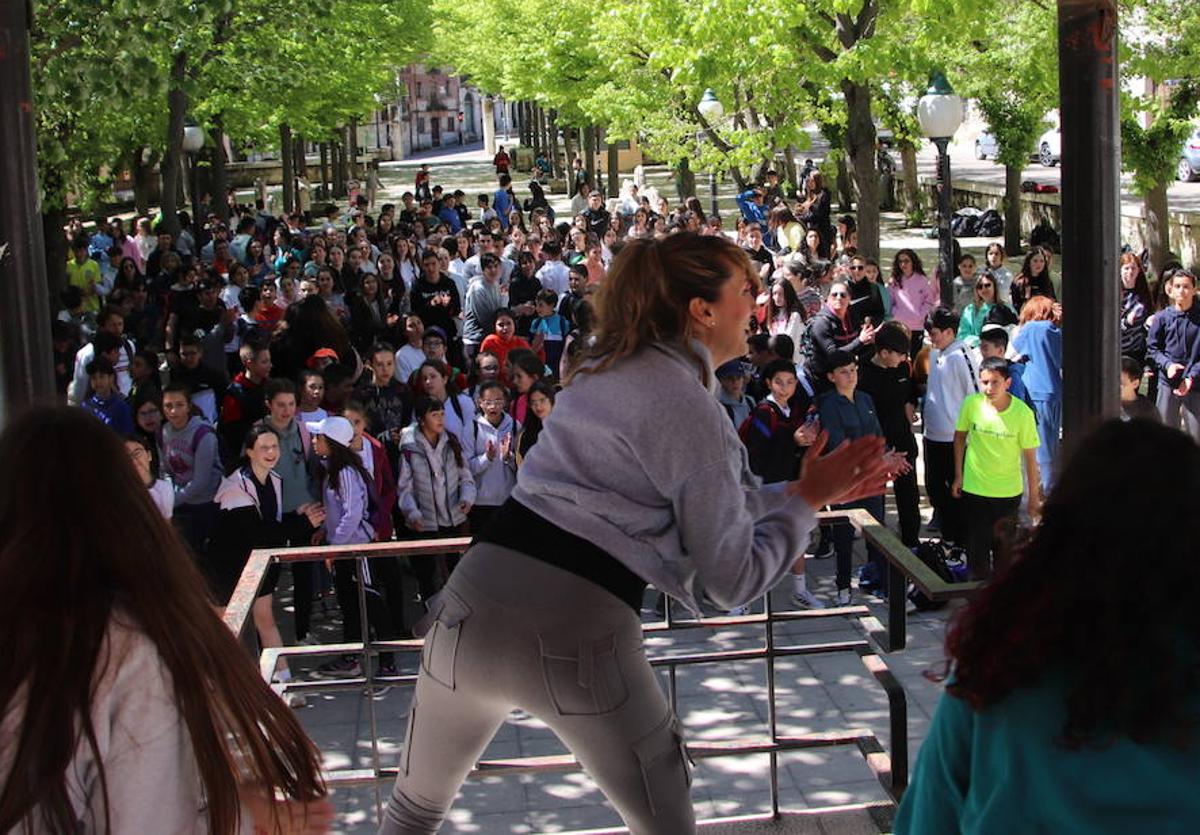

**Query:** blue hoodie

left=1013, top=320, right=1062, bottom=400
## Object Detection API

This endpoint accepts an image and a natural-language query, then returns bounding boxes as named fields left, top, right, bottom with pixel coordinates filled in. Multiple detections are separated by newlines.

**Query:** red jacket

left=362, top=432, right=397, bottom=541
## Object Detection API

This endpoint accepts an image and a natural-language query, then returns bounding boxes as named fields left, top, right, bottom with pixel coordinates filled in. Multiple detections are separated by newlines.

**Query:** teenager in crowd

left=516, top=380, right=556, bottom=464
left=1013, top=296, right=1063, bottom=493
left=1010, top=245, right=1057, bottom=310
left=414, top=360, right=475, bottom=451
left=922, top=308, right=981, bottom=550
left=1147, top=269, right=1200, bottom=439
left=1120, top=355, right=1159, bottom=422
left=952, top=358, right=1041, bottom=580
left=957, top=272, right=1015, bottom=347
left=468, top=380, right=519, bottom=533
left=125, top=433, right=174, bottom=519
left=889, top=249, right=938, bottom=357
left=81, top=356, right=134, bottom=434
left=0, top=407, right=330, bottom=833
left=160, top=382, right=222, bottom=557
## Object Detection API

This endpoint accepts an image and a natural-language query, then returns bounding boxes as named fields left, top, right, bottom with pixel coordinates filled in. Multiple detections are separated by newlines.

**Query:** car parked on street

left=1037, top=127, right=1061, bottom=167
left=1178, top=126, right=1200, bottom=182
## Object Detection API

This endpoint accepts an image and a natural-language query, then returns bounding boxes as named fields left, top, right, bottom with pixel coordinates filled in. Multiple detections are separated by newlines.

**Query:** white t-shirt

left=395, top=344, right=427, bottom=385
left=299, top=407, right=328, bottom=425
left=537, top=260, right=570, bottom=296
left=149, top=479, right=175, bottom=519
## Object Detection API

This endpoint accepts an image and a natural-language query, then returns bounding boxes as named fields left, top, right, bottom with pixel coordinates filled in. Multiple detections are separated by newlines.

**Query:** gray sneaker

left=835, top=588, right=852, bottom=606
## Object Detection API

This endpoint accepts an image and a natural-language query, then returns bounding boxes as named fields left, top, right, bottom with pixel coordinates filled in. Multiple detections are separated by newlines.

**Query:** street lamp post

left=697, top=88, right=724, bottom=218
left=917, top=72, right=964, bottom=306
left=182, top=122, right=205, bottom=243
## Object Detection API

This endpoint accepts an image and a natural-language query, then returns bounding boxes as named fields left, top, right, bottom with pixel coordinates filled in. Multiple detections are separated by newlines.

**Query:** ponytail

left=568, top=233, right=759, bottom=386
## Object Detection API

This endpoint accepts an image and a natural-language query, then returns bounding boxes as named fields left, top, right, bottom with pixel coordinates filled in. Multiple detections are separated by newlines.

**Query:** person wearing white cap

left=306, top=415, right=380, bottom=678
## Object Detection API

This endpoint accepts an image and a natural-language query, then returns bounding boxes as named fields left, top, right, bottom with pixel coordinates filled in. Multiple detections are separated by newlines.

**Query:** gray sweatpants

left=379, top=543, right=695, bottom=834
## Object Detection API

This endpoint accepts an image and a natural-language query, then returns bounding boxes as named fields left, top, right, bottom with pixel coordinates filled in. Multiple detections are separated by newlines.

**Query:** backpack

left=737, top=403, right=781, bottom=445
left=950, top=212, right=980, bottom=237
left=1029, top=219, right=1061, bottom=252
left=907, top=540, right=956, bottom=611
left=978, top=209, right=1004, bottom=237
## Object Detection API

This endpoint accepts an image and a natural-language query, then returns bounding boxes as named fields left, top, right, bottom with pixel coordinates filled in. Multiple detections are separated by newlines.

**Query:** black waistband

left=473, top=498, right=647, bottom=613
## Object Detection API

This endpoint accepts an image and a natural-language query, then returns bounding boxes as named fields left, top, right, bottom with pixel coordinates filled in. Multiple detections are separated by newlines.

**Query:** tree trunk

left=549, top=109, right=563, bottom=179
left=675, top=157, right=696, bottom=202
left=607, top=132, right=619, bottom=197
left=900, top=141, right=920, bottom=216
left=583, top=125, right=596, bottom=190
left=592, top=127, right=603, bottom=191
left=842, top=79, right=880, bottom=261
left=782, top=144, right=799, bottom=195
left=211, top=117, right=229, bottom=223
left=161, top=51, right=188, bottom=238
left=334, top=134, right=348, bottom=198
left=1144, top=181, right=1171, bottom=279
left=132, top=147, right=155, bottom=217
left=319, top=142, right=330, bottom=201
left=280, top=123, right=295, bottom=213
left=346, top=121, right=358, bottom=180
left=835, top=153, right=854, bottom=213
left=1004, top=163, right=1023, bottom=254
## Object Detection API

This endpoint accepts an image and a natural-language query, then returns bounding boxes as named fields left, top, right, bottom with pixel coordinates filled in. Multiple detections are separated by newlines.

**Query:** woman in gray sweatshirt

left=380, top=233, right=892, bottom=835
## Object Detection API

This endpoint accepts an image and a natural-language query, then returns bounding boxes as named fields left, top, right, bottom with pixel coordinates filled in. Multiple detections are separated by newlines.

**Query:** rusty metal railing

left=224, top=509, right=919, bottom=832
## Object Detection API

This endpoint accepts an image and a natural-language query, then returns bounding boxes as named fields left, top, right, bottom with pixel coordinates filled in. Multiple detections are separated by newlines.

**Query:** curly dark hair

left=945, top=419, right=1200, bottom=749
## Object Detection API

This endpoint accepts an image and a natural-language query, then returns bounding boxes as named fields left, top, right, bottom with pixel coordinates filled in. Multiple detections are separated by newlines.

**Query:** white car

left=1037, top=127, right=1061, bottom=167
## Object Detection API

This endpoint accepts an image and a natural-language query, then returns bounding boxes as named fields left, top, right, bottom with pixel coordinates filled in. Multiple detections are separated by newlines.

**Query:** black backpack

left=907, top=540, right=955, bottom=611
left=1029, top=219, right=1061, bottom=253
left=978, top=209, right=1004, bottom=237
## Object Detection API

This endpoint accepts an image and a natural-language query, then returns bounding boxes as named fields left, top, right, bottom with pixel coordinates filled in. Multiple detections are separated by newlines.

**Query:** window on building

left=417, top=117, right=426, bottom=133
left=447, top=117, right=454, bottom=130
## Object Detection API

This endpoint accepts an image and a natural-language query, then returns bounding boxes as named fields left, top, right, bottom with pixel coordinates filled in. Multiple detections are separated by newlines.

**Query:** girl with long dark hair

left=379, top=233, right=892, bottom=834
left=516, top=379, right=556, bottom=463
left=897, top=419, right=1200, bottom=833
left=1119, top=251, right=1153, bottom=368
left=1011, top=245, right=1057, bottom=310
left=888, top=248, right=938, bottom=357
left=0, top=407, right=329, bottom=833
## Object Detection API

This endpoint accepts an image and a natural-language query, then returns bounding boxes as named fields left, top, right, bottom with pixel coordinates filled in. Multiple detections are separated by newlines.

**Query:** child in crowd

left=739, top=358, right=823, bottom=609
left=398, top=397, right=476, bottom=592
left=470, top=381, right=519, bottom=533
left=160, top=382, right=222, bottom=557
left=529, top=289, right=570, bottom=376
left=125, top=434, right=174, bottom=519
left=82, top=356, right=133, bottom=434
left=516, top=380, right=555, bottom=464
left=1120, top=355, right=1159, bottom=422
left=480, top=309, right=534, bottom=383
left=508, top=350, right=545, bottom=425
left=297, top=368, right=328, bottom=424
left=979, top=326, right=1029, bottom=404
left=716, top=359, right=756, bottom=428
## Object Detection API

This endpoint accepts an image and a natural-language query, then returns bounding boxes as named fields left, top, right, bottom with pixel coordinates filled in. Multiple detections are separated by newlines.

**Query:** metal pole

left=354, top=556, right=384, bottom=820
left=934, top=137, right=954, bottom=305
left=1058, top=0, right=1121, bottom=445
left=0, top=0, right=55, bottom=423
left=709, top=171, right=718, bottom=218
left=189, top=153, right=202, bottom=244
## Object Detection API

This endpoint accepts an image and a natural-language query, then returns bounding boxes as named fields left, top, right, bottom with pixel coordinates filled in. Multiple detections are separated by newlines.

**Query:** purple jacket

left=321, top=467, right=374, bottom=546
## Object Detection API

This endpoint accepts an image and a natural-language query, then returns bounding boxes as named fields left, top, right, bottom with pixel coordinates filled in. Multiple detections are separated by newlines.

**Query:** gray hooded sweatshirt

left=512, top=340, right=818, bottom=614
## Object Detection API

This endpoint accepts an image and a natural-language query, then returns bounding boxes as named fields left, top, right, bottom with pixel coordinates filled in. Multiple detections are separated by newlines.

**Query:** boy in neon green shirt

left=66, top=235, right=101, bottom=314
left=952, top=356, right=1041, bottom=579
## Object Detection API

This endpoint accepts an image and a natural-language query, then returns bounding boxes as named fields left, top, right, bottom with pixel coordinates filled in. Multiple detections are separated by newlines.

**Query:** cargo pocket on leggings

left=421, top=589, right=472, bottom=690
left=539, top=633, right=629, bottom=716
left=633, top=711, right=693, bottom=818
left=400, top=696, right=419, bottom=777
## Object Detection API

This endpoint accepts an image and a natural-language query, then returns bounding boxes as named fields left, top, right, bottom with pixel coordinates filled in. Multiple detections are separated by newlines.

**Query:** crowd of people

left=52, top=158, right=1200, bottom=639
left=9, top=147, right=1200, bottom=833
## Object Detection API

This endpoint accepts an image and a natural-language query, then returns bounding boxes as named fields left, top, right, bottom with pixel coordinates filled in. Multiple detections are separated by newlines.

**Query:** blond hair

left=566, top=233, right=759, bottom=385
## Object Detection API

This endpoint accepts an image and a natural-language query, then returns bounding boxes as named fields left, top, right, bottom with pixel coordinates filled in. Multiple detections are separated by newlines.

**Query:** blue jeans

left=1030, top=397, right=1061, bottom=494
left=830, top=496, right=886, bottom=592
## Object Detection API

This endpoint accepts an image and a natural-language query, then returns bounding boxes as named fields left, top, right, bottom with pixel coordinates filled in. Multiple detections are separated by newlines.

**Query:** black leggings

left=281, top=512, right=317, bottom=641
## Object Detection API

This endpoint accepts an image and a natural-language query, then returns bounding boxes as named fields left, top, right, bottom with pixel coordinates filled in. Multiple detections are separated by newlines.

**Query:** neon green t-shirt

left=955, top=393, right=1039, bottom=498
left=66, top=257, right=102, bottom=314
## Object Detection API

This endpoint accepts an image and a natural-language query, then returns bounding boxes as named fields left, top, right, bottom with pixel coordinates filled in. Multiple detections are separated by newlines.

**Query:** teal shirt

left=897, top=677, right=1200, bottom=834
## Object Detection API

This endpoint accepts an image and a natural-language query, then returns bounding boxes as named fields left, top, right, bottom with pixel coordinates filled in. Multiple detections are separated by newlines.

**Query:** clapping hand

left=793, top=417, right=820, bottom=447
left=787, top=432, right=891, bottom=508
left=881, top=449, right=912, bottom=477
left=499, top=433, right=512, bottom=461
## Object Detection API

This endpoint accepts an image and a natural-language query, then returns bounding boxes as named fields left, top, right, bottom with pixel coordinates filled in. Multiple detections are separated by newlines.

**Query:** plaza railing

left=224, top=508, right=932, bottom=832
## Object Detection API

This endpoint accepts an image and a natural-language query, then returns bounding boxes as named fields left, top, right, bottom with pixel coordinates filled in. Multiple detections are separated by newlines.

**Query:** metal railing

left=224, top=510, right=920, bottom=831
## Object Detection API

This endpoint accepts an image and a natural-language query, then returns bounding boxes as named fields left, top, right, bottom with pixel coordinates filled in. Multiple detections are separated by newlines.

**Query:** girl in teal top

left=956, top=273, right=1014, bottom=347
left=897, top=420, right=1200, bottom=834
left=863, top=258, right=892, bottom=319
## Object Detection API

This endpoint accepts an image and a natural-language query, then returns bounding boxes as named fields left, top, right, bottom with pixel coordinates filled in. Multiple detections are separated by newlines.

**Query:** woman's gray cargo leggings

left=377, top=543, right=696, bottom=835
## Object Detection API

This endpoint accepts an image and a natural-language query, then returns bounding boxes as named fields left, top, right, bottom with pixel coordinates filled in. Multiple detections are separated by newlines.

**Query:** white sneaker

left=791, top=588, right=826, bottom=609
left=836, top=589, right=852, bottom=606
left=286, top=692, right=308, bottom=709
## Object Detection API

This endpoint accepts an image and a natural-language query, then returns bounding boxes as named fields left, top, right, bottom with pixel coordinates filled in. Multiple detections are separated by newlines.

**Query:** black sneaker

left=314, top=654, right=361, bottom=678
left=811, top=540, right=835, bottom=560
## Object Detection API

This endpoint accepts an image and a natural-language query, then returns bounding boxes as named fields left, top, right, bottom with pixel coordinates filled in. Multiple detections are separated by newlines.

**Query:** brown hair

left=1019, top=295, right=1056, bottom=324
left=566, top=233, right=760, bottom=384
left=0, top=407, right=325, bottom=832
